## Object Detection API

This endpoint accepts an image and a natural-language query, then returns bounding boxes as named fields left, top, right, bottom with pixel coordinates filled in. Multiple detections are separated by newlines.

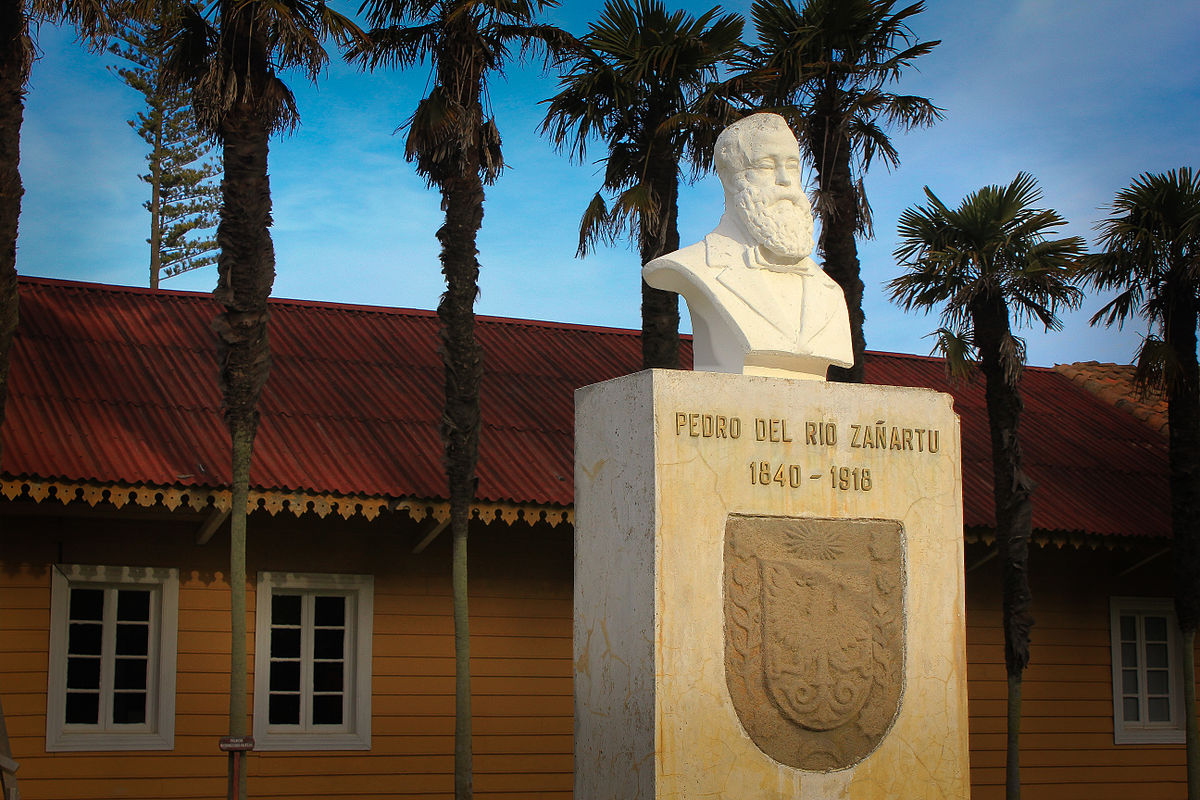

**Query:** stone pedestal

left=574, top=370, right=969, bottom=800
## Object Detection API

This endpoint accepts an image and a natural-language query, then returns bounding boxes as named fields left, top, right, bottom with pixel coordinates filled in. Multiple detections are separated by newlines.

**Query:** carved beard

left=734, top=184, right=814, bottom=261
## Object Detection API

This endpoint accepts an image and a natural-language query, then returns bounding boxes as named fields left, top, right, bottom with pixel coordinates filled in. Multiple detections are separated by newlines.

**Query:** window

left=47, top=565, right=178, bottom=751
left=1110, top=597, right=1186, bottom=744
left=253, top=572, right=373, bottom=750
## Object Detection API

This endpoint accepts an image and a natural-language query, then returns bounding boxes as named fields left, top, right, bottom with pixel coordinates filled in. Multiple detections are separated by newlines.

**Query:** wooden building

left=0, top=277, right=1186, bottom=799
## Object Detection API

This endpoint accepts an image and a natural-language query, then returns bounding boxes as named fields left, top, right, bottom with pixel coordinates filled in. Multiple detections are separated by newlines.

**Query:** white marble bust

left=643, top=113, right=852, bottom=380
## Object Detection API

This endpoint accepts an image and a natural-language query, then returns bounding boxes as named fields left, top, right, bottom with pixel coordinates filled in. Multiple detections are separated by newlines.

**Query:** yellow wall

left=1, top=507, right=1192, bottom=799
left=0, top=509, right=572, bottom=800
left=965, top=541, right=1193, bottom=800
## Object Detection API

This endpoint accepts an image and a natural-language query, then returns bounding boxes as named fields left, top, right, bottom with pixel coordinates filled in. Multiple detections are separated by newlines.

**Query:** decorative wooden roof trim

left=964, top=525, right=1154, bottom=551
left=0, top=477, right=573, bottom=528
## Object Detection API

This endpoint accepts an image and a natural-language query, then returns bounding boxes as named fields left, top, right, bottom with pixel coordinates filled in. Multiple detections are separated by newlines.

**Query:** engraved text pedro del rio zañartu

left=724, top=516, right=905, bottom=770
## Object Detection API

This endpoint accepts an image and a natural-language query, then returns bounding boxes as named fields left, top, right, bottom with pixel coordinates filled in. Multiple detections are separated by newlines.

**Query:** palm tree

left=1074, top=168, right=1200, bottom=799
left=541, top=0, right=743, bottom=369
left=164, top=3, right=362, bottom=798
left=1, top=4, right=114, bottom=787
left=345, top=4, right=569, bottom=797
left=888, top=173, right=1084, bottom=800
left=739, top=0, right=940, bottom=381
left=0, top=0, right=112, bottom=515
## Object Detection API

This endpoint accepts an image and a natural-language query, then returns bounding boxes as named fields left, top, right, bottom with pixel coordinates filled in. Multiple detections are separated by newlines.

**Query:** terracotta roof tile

left=1053, top=361, right=1169, bottom=435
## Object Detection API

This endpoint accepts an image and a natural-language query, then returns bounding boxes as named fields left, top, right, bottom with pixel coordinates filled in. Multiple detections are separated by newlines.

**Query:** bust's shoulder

left=644, top=240, right=709, bottom=276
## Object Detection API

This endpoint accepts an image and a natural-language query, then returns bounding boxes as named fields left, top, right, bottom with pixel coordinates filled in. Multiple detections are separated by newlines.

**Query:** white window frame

left=47, top=565, right=179, bottom=752
left=1110, top=597, right=1187, bottom=745
left=253, top=572, right=373, bottom=751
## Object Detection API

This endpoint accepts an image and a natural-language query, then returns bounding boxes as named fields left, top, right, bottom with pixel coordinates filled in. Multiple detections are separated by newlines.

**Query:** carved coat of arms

left=724, top=516, right=905, bottom=770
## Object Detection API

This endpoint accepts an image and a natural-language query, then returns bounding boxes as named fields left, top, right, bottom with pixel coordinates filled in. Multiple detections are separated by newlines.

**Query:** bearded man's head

left=714, top=114, right=814, bottom=262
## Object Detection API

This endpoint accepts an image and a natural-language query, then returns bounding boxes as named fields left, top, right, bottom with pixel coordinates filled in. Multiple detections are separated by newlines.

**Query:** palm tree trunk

left=1006, top=672, right=1023, bottom=800
left=1166, top=287, right=1200, bottom=798
left=213, top=64, right=275, bottom=798
left=1183, top=629, right=1200, bottom=799
left=807, top=111, right=864, bottom=383
left=437, top=168, right=485, bottom=800
left=0, top=0, right=24, bottom=448
left=227, top=418, right=252, bottom=800
left=0, top=5, right=26, bottom=784
left=975, top=298, right=1034, bottom=800
left=640, top=150, right=681, bottom=369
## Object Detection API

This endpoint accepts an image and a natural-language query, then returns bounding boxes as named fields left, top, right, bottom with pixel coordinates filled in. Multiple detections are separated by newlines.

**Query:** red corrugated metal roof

left=2, top=277, right=1169, bottom=539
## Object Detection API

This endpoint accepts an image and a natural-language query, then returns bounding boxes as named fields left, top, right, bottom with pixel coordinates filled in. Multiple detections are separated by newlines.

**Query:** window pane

left=271, top=628, right=301, bottom=659
left=1144, top=615, right=1168, bottom=642
left=65, top=692, right=99, bottom=725
left=1123, top=696, right=1140, bottom=722
left=269, top=661, right=301, bottom=692
left=312, top=694, right=343, bottom=725
left=1122, top=668, right=1139, bottom=695
left=112, top=692, right=147, bottom=724
left=114, top=657, right=147, bottom=691
left=1147, top=668, right=1170, bottom=696
left=68, top=622, right=103, bottom=656
left=1120, top=614, right=1137, bottom=641
left=314, top=596, right=345, bottom=627
left=1146, top=643, right=1169, bottom=669
left=314, top=629, right=344, bottom=660
left=67, top=657, right=101, bottom=690
left=1148, top=696, right=1171, bottom=723
left=313, top=661, right=344, bottom=693
left=1121, top=642, right=1139, bottom=668
left=117, top=590, right=151, bottom=622
left=69, top=588, right=104, bottom=621
left=269, top=693, right=300, bottom=725
left=272, top=594, right=301, bottom=626
left=116, top=623, right=149, bottom=656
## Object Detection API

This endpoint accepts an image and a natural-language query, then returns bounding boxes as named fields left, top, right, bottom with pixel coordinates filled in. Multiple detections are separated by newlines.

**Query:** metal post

left=220, top=736, right=254, bottom=800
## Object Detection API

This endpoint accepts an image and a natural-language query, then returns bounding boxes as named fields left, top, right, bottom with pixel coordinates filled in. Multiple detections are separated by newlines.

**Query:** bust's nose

left=775, top=164, right=796, bottom=186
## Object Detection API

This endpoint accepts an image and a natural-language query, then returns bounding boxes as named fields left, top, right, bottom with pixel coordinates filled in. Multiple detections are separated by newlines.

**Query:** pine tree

left=111, top=2, right=219, bottom=290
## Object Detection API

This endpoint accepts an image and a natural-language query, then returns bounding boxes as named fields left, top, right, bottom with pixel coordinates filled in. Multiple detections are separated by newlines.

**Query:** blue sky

left=20, top=0, right=1200, bottom=367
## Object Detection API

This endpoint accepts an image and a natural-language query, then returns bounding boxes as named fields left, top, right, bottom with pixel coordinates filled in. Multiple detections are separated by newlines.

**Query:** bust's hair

left=714, top=113, right=796, bottom=185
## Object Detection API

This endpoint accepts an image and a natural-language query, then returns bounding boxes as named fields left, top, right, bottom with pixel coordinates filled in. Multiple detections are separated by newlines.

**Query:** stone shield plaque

left=724, top=515, right=905, bottom=770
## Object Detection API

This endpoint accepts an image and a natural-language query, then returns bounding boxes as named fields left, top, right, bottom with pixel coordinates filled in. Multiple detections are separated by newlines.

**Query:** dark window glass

left=1123, top=696, right=1140, bottom=722
left=313, top=661, right=343, bottom=693
left=271, top=628, right=301, bottom=659
left=116, top=623, right=149, bottom=656
left=1145, top=615, right=1168, bottom=641
left=1148, top=696, right=1171, bottom=722
left=112, top=692, right=146, bottom=724
left=69, top=622, right=103, bottom=656
left=69, top=588, right=104, bottom=621
left=314, top=596, right=345, bottom=628
left=312, top=694, right=343, bottom=725
left=272, top=594, right=302, bottom=626
left=1146, top=643, right=1169, bottom=669
left=314, top=629, right=344, bottom=660
left=65, top=692, right=100, bottom=725
left=114, top=657, right=147, bottom=691
left=67, top=657, right=101, bottom=690
left=1121, top=641, right=1139, bottom=668
left=117, top=590, right=151, bottom=622
left=1120, top=614, right=1137, bottom=641
left=269, top=693, right=301, bottom=725
left=1147, top=669, right=1170, bottom=695
left=270, top=661, right=301, bottom=692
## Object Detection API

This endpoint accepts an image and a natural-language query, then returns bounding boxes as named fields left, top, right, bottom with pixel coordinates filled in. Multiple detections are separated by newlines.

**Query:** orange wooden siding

left=3, top=510, right=1195, bottom=799
left=965, top=541, right=1194, bottom=799
left=1, top=511, right=572, bottom=800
